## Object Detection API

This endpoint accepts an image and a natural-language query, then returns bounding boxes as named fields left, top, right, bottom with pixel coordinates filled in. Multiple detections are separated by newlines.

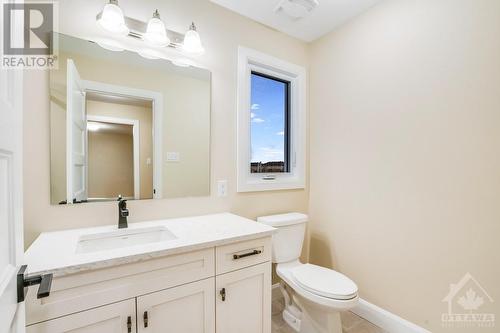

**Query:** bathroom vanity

left=24, top=213, right=274, bottom=333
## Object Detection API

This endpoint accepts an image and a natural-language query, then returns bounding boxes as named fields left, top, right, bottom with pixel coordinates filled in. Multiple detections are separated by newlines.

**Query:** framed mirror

left=50, top=33, right=211, bottom=204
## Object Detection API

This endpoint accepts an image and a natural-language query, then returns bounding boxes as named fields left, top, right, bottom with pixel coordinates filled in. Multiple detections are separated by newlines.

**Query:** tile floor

left=272, top=298, right=386, bottom=333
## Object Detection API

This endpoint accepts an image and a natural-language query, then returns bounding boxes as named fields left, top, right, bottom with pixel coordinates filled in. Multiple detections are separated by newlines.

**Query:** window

left=250, top=72, right=290, bottom=174
left=237, top=47, right=306, bottom=192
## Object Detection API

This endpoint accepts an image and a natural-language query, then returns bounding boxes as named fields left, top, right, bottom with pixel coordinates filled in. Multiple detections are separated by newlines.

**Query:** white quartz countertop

left=25, top=213, right=275, bottom=277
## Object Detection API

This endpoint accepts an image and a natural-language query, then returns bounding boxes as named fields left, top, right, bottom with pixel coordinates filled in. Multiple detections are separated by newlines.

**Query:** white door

left=216, top=263, right=271, bottom=333
left=137, top=278, right=215, bottom=333
left=66, top=59, right=87, bottom=203
left=26, top=299, right=136, bottom=333
left=0, top=2, right=25, bottom=332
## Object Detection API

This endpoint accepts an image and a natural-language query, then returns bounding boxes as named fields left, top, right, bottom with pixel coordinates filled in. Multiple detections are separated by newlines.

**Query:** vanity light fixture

left=96, top=0, right=129, bottom=36
left=183, top=22, right=205, bottom=55
left=95, top=1, right=205, bottom=59
left=143, top=10, right=170, bottom=48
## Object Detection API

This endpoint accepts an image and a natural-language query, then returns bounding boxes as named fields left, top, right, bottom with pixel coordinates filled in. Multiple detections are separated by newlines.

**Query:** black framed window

left=249, top=71, right=291, bottom=174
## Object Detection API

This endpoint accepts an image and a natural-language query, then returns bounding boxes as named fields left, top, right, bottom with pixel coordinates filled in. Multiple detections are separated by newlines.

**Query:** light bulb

left=143, top=10, right=170, bottom=48
left=183, top=22, right=204, bottom=55
left=97, top=0, right=129, bottom=36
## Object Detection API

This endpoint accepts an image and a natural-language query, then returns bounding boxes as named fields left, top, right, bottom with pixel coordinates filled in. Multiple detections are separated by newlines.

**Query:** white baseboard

left=352, top=298, right=432, bottom=333
left=272, top=284, right=430, bottom=333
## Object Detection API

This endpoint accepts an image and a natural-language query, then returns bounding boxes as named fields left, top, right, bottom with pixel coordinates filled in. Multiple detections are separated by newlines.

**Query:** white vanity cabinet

left=25, top=236, right=272, bottom=333
left=136, top=278, right=215, bottom=333
left=27, top=299, right=137, bottom=333
left=216, top=263, right=271, bottom=333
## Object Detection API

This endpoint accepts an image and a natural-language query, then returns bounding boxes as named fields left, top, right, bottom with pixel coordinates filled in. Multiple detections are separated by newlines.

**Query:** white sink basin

left=76, top=226, right=177, bottom=254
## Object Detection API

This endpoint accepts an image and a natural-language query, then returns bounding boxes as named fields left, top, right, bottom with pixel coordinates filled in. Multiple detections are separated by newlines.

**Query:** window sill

left=237, top=176, right=305, bottom=192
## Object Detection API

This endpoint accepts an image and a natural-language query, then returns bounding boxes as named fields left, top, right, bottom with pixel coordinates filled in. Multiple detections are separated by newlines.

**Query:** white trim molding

left=83, top=80, right=163, bottom=199
left=352, top=298, right=432, bottom=333
left=237, top=46, right=306, bottom=192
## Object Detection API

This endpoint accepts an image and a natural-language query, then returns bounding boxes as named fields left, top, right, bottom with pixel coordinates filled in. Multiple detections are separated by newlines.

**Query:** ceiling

left=210, top=0, right=383, bottom=42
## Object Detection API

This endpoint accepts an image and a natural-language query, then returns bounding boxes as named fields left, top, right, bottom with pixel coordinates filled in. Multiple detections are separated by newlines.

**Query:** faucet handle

left=117, top=194, right=123, bottom=201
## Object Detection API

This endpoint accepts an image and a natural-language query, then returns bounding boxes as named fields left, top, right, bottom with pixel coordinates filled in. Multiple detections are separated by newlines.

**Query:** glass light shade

left=97, top=1, right=129, bottom=36
left=183, top=24, right=204, bottom=55
left=143, top=11, right=170, bottom=47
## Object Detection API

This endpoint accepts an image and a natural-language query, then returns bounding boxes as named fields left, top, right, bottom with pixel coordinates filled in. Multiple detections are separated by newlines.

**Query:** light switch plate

left=166, top=152, right=180, bottom=162
left=217, top=180, right=228, bottom=197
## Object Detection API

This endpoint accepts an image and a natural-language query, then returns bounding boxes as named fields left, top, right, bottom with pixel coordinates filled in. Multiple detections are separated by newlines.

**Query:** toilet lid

left=291, top=264, right=358, bottom=300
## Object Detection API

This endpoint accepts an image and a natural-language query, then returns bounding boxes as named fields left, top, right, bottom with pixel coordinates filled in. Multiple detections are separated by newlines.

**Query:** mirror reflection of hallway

left=86, top=93, right=153, bottom=201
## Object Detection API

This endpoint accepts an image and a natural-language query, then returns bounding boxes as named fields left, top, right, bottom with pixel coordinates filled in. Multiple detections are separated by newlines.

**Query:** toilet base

left=283, top=308, right=301, bottom=332
left=295, top=297, right=342, bottom=333
left=280, top=283, right=343, bottom=333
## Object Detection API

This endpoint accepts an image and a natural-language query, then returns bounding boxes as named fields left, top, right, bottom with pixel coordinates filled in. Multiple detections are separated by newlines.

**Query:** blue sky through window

left=250, top=73, right=287, bottom=164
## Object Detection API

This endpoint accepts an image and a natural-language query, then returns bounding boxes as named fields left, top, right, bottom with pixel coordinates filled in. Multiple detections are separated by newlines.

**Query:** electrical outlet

left=217, top=180, right=228, bottom=197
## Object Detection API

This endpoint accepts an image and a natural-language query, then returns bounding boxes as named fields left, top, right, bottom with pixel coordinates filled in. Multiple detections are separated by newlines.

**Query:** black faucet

left=117, top=195, right=129, bottom=229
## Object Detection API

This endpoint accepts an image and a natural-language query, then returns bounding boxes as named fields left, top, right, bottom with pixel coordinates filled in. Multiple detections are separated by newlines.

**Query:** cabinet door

left=26, top=299, right=136, bottom=333
left=137, top=278, right=215, bottom=333
left=216, top=262, right=271, bottom=333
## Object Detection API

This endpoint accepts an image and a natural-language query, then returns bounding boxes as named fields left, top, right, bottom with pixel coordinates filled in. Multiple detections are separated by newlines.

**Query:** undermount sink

left=76, top=226, right=177, bottom=254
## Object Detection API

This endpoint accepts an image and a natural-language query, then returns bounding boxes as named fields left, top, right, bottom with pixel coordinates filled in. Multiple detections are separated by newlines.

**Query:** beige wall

left=161, top=76, right=210, bottom=198
left=88, top=129, right=134, bottom=198
left=23, top=0, right=309, bottom=246
left=87, top=100, right=153, bottom=200
left=309, top=0, right=500, bottom=331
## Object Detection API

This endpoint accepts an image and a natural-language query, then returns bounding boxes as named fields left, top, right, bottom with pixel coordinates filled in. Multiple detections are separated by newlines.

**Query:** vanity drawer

left=26, top=248, right=214, bottom=325
left=216, top=237, right=271, bottom=274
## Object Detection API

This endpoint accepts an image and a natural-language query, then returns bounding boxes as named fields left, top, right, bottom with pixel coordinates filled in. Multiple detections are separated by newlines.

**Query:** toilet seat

left=291, top=264, right=358, bottom=300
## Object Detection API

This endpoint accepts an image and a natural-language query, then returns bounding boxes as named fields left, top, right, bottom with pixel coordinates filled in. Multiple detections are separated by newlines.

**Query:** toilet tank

left=257, top=213, right=308, bottom=264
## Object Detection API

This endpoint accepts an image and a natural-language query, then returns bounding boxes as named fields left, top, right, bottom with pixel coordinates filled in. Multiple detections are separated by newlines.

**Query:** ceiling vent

left=274, top=0, right=319, bottom=20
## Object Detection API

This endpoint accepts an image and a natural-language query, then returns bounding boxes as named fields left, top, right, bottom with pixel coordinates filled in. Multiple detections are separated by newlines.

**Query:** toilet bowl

left=258, top=213, right=358, bottom=333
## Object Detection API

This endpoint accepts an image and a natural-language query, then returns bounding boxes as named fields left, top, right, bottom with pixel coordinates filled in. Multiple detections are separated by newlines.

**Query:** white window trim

left=237, top=46, right=306, bottom=192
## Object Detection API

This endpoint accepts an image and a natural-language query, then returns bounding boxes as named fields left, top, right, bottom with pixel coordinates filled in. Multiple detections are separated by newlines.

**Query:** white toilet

left=258, top=213, right=358, bottom=333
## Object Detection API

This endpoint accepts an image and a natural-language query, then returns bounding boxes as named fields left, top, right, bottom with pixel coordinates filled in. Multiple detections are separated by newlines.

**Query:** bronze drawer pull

left=233, top=250, right=262, bottom=260
left=127, top=316, right=132, bottom=333
left=220, top=288, right=226, bottom=301
left=144, top=311, right=149, bottom=328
